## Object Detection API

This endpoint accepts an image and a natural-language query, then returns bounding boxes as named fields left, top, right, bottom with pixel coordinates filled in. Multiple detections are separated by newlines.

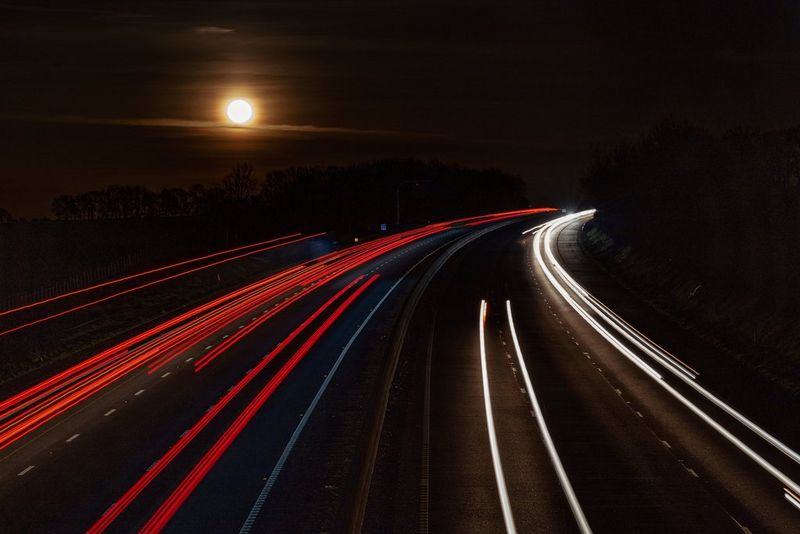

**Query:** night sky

left=2, top=1, right=800, bottom=217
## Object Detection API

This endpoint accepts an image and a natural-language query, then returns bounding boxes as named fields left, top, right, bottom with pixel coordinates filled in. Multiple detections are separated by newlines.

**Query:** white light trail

left=479, top=300, right=517, bottom=533
left=531, top=212, right=800, bottom=501
left=506, top=300, right=592, bottom=533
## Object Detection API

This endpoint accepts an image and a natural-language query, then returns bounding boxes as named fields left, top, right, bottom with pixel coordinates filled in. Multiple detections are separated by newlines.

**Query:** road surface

left=0, top=209, right=554, bottom=533
left=364, top=212, right=800, bottom=533
left=2, top=208, right=799, bottom=533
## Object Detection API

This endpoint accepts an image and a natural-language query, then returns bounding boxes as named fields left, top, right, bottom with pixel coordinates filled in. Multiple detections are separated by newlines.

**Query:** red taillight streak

left=0, top=233, right=324, bottom=338
left=0, top=233, right=304, bottom=318
left=191, top=229, right=436, bottom=372
left=86, top=275, right=370, bottom=534
left=145, top=262, right=334, bottom=373
left=0, top=209, right=546, bottom=452
left=139, top=275, right=379, bottom=534
left=0, top=264, right=310, bottom=423
left=0, top=229, right=426, bottom=447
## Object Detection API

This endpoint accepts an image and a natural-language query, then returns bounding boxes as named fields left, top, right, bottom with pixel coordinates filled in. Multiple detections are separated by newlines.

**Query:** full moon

left=226, top=99, right=253, bottom=124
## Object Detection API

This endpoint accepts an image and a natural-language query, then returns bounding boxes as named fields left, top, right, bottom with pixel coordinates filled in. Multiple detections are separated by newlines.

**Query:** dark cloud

left=192, top=26, right=234, bottom=34
left=2, top=0, right=800, bottom=216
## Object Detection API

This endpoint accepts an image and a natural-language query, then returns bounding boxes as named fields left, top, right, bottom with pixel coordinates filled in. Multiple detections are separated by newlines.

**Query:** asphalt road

left=2, top=209, right=799, bottom=533
left=365, top=214, right=800, bottom=533
left=0, top=224, right=472, bottom=533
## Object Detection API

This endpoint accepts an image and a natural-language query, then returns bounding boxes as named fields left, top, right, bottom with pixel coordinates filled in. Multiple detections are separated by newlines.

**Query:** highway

left=0, top=208, right=554, bottom=533
left=2, top=208, right=799, bottom=532
left=363, top=212, right=800, bottom=533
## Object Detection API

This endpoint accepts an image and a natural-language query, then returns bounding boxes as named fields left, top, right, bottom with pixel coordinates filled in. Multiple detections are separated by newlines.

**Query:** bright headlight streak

left=479, top=300, right=517, bottom=534
left=506, top=300, right=592, bottom=534
left=785, top=488, right=800, bottom=512
left=540, top=212, right=800, bottom=468
left=532, top=228, right=663, bottom=382
left=574, top=288, right=698, bottom=378
left=533, top=214, right=800, bottom=497
left=541, top=218, right=698, bottom=378
left=541, top=215, right=697, bottom=381
left=521, top=223, right=547, bottom=235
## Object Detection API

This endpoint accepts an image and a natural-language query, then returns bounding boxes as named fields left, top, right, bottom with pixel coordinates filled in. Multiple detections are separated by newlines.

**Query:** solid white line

left=66, top=433, right=80, bottom=443
left=239, top=243, right=452, bottom=533
left=18, top=465, right=34, bottom=476
left=104, top=409, right=116, bottom=417
left=506, top=300, right=592, bottom=533
left=479, top=300, right=517, bottom=534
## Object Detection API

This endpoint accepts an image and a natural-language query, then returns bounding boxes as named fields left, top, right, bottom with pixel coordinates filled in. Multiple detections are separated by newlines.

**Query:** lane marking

left=479, top=300, right=516, bottom=534
left=18, top=465, right=34, bottom=476
left=104, top=409, right=116, bottom=417
left=134, top=389, right=145, bottom=396
left=239, top=244, right=448, bottom=533
left=160, top=372, right=171, bottom=378
left=66, top=433, right=80, bottom=443
left=543, top=212, right=800, bottom=471
left=506, top=300, right=592, bottom=534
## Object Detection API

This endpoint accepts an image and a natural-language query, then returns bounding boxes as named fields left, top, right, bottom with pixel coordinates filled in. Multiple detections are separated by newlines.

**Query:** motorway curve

left=364, top=211, right=800, bottom=533
left=2, top=208, right=799, bottom=533
left=0, top=208, right=553, bottom=533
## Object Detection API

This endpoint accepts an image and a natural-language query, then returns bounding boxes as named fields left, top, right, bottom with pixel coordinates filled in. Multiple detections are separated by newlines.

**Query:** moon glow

left=226, top=99, right=254, bottom=124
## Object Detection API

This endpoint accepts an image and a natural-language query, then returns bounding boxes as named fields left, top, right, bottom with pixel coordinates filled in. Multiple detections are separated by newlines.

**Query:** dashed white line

left=506, top=300, right=592, bottom=534
left=161, top=372, right=171, bottom=378
left=104, top=409, right=116, bottom=416
left=66, top=433, right=80, bottom=443
left=18, top=465, right=34, bottom=476
left=134, top=389, right=145, bottom=396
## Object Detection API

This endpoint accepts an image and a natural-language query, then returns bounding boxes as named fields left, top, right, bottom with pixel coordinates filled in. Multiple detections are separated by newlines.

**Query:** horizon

left=4, top=1, right=800, bottom=216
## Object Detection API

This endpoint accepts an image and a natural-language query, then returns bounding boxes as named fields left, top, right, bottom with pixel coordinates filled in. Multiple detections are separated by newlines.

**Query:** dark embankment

left=582, top=121, right=800, bottom=393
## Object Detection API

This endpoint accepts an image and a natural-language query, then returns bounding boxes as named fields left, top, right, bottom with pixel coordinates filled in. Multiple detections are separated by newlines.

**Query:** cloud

left=192, top=26, right=234, bottom=35
left=18, top=114, right=448, bottom=140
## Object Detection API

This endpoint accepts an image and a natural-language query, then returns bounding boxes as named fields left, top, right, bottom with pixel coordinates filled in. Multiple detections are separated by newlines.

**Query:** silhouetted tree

left=222, top=163, right=257, bottom=202
left=583, top=121, right=800, bottom=311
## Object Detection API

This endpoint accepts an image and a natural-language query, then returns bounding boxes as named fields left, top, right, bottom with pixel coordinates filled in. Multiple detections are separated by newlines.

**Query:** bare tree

left=222, top=162, right=257, bottom=202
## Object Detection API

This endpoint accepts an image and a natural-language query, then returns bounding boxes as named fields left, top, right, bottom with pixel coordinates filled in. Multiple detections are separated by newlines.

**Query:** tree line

left=583, top=121, right=800, bottom=311
left=44, top=159, right=528, bottom=233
